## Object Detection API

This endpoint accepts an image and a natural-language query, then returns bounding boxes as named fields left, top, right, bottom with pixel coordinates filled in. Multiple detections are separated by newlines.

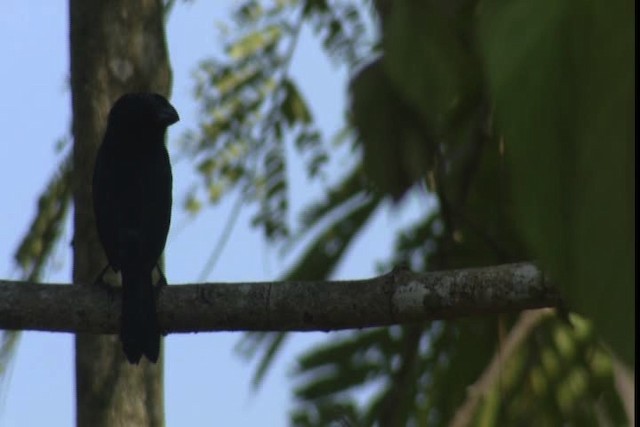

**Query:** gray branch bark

left=0, top=262, right=560, bottom=333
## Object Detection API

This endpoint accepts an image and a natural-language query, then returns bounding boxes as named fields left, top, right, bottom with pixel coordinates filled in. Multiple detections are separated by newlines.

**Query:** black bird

left=92, top=93, right=179, bottom=364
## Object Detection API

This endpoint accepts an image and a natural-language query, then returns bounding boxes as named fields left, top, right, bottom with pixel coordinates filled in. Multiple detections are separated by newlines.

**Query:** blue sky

left=0, top=2, right=430, bottom=425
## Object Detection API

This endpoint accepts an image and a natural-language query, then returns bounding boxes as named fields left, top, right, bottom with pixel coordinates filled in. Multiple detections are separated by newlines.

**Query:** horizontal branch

left=0, top=262, right=560, bottom=334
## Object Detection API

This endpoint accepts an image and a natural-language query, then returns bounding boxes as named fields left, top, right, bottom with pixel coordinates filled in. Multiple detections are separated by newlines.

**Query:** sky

left=0, top=2, right=430, bottom=425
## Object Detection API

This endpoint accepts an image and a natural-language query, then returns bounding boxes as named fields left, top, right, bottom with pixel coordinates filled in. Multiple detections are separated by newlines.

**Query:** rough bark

left=69, top=0, right=171, bottom=425
left=0, top=263, right=561, bottom=333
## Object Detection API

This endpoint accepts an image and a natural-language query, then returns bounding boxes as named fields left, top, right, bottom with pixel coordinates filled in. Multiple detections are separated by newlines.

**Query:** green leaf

left=241, top=332, right=288, bottom=387
left=298, top=167, right=365, bottom=230
left=227, top=26, right=282, bottom=60
left=296, top=362, right=383, bottom=400
left=284, top=196, right=379, bottom=281
left=235, top=0, right=263, bottom=24
left=350, top=59, right=436, bottom=200
left=254, top=145, right=289, bottom=240
left=479, top=0, right=635, bottom=367
left=291, top=399, right=358, bottom=427
left=295, top=329, right=394, bottom=373
left=14, top=153, right=72, bottom=280
left=382, top=1, right=481, bottom=136
left=183, top=193, right=202, bottom=214
left=281, top=79, right=312, bottom=126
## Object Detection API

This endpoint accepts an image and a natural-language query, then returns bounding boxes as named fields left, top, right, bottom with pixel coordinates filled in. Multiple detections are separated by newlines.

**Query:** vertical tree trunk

left=69, top=1, right=171, bottom=425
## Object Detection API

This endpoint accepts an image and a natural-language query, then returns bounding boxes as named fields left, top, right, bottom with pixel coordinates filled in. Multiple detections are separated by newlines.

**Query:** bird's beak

left=158, top=105, right=179, bottom=126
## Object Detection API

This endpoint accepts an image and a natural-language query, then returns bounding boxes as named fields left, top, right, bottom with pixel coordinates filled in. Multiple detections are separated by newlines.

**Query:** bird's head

left=106, top=93, right=179, bottom=144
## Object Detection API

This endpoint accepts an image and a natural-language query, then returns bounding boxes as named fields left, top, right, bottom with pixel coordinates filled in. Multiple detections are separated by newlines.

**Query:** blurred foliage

left=1, top=147, right=72, bottom=391
left=12, top=151, right=72, bottom=281
left=2, top=0, right=632, bottom=424
left=479, top=0, right=635, bottom=368
left=181, top=0, right=371, bottom=240
left=191, top=0, right=633, bottom=425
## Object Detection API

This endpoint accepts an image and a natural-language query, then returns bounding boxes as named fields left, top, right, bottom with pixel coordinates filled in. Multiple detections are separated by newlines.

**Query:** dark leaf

left=350, top=59, right=436, bottom=200
left=479, top=0, right=635, bottom=367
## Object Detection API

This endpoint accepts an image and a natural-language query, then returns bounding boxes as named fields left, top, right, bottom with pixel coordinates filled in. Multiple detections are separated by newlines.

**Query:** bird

left=92, top=93, right=179, bottom=364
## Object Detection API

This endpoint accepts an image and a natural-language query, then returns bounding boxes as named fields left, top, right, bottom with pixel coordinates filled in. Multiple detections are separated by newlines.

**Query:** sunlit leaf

left=184, top=193, right=202, bottom=214
left=228, top=26, right=282, bottom=60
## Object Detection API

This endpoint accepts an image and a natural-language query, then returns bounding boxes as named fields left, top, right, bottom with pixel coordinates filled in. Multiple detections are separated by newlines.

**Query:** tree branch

left=0, top=262, right=559, bottom=334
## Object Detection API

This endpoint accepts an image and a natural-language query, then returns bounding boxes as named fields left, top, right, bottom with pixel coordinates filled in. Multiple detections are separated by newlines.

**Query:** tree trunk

left=69, top=0, right=171, bottom=425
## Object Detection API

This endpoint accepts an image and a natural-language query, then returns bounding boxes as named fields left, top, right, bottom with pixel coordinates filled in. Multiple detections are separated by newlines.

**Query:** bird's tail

left=120, top=264, right=160, bottom=364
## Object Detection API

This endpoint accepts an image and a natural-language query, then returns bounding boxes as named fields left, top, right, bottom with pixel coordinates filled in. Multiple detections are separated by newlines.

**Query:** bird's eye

left=151, top=93, right=168, bottom=107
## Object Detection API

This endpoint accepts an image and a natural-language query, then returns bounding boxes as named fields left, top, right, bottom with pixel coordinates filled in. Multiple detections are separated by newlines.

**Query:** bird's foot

left=154, top=265, right=169, bottom=287
left=93, top=264, right=118, bottom=300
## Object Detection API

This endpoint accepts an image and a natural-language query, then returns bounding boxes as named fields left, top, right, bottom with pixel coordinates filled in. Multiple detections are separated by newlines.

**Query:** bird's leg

left=93, top=264, right=117, bottom=301
left=93, top=264, right=111, bottom=285
left=153, top=264, right=168, bottom=336
left=154, top=264, right=168, bottom=287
